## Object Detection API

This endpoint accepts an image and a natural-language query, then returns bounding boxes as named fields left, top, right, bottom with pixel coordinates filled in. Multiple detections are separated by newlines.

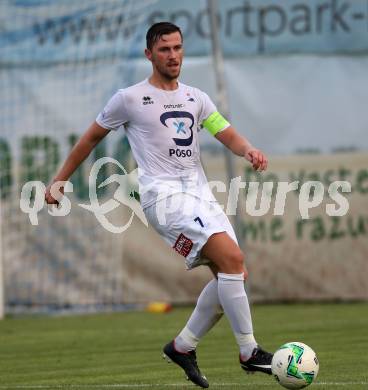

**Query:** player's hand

left=45, top=181, right=64, bottom=205
left=244, top=147, right=268, bottom=171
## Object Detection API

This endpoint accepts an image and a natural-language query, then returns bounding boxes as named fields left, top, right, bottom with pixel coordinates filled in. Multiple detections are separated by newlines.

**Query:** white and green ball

left=271, top=342, right=319, bottom=389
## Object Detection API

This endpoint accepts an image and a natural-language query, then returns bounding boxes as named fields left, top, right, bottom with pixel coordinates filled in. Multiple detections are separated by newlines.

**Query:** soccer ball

left=271, top=342, right=319, bottom=389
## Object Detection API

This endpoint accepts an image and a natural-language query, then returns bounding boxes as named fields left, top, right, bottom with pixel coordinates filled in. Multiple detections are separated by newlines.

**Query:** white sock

left=175, top=279, right=223, bottom=353
left=217, top=272, right=257, bottom=361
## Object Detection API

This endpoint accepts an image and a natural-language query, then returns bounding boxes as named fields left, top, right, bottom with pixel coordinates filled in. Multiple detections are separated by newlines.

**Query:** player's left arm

left=215, top=125, right=268, bottom=171
left=199, top=94, right=267, bottom=171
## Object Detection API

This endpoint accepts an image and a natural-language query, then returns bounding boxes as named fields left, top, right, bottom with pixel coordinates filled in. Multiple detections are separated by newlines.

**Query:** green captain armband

left=202, top=111, right=230, bottom=136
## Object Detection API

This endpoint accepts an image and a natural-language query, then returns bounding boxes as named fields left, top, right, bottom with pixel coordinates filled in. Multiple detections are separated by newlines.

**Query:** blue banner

left=1, top=0, right=368, bottom=64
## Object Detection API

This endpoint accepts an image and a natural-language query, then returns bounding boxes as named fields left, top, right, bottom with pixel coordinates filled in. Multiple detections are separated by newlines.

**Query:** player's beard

left=155, top=61, right=182, bottom=81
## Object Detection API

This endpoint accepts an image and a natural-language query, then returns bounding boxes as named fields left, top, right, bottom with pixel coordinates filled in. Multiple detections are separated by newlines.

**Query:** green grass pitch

left=0, top=303, right=367, bottom=389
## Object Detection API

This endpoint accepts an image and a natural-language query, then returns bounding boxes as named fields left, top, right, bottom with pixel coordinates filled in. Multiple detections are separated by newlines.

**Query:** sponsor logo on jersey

left=163, top=103, right=184, bottom=109
left=160, top=111, right=194, bottom=147
left=186, top=92, right=195, bottom=102
left=173, top=233, right=193, bottom=258
left=142, top=96, right=154, bottom=105
left=169, top=148, right=192, bottom=157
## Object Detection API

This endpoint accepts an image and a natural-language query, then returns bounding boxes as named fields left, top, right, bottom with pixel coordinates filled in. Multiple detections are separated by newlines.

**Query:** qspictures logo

left=19, top=157, right=353, bottom=234
left=20, top=158, right=148, bottom=234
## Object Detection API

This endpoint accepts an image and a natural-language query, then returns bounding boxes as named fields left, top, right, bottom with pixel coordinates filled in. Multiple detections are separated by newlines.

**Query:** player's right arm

left=45, top=121, right=110, bottom=204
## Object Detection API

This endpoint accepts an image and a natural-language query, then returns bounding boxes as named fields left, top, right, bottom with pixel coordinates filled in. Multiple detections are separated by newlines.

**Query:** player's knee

left=227, top=248, right=245, bottom=272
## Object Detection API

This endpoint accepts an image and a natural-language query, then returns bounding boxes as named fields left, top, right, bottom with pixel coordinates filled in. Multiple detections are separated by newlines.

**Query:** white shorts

left=144, top=193, right=238, bottom=269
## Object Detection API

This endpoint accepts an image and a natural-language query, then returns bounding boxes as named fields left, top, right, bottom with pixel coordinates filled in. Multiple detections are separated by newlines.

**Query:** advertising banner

left=2, top=0, right=368, bottom=65
left=116, top=151, right=368, bottom=303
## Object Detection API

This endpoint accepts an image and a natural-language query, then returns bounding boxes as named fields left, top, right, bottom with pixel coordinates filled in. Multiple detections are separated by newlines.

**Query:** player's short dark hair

left=146, top=22, right=183, bottom=50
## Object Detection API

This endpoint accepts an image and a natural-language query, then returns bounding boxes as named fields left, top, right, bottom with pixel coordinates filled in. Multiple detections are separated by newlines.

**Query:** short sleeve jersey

left=96, top=79, right=229, bottom=208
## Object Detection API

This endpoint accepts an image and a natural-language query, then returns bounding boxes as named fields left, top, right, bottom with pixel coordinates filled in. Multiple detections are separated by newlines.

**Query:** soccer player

left=45, top=22, right=272, bottom=388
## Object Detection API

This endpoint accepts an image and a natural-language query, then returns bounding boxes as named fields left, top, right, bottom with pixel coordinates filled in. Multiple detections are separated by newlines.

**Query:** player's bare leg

left=168, top=232, right=272, bottom=386
left=200, top=233, right=258, bottom=356
left=201, top=232, right=273, bottom=375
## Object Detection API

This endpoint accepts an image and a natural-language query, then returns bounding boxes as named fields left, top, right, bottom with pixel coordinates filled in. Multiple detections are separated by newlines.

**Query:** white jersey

left=96, top=79, right=229, bottom=209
